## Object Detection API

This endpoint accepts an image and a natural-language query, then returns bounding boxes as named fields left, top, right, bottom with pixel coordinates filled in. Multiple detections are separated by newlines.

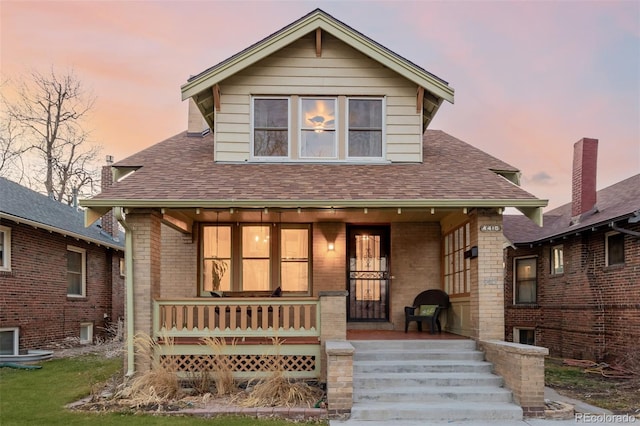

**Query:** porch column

left=319, top=290, right=348, bottom=381
left=126, top=209, right=162, bottom=373
left=470, top=209, right=505, bottom=341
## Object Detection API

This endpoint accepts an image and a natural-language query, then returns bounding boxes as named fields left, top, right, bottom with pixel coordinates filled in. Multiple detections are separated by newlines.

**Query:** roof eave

left=180, top=11, right=454, bottom=103
left=0, top=212, right=124, bottom=251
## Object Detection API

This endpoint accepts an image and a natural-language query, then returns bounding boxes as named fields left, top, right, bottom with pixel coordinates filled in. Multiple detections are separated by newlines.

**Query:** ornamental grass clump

left=238, top=337, right=322, bottom=408
left=121, top=332, right=182, bottom=407
left=202, top=336, right=237, bottom=396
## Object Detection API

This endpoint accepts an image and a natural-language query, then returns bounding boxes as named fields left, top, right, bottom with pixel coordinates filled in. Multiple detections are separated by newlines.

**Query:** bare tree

left=3, top=67, right=101, bottom=204
left=0, top=114, right=26, bottom=180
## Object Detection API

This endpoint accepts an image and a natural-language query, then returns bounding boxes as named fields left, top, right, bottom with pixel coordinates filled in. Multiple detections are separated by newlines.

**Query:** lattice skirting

left=155, top=344, right=321, bottom=379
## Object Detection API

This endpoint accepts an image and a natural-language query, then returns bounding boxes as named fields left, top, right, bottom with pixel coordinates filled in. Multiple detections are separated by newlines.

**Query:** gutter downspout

left=115, top=207, right=135, bottom=376
left=610, top=222, right=640, bottom=238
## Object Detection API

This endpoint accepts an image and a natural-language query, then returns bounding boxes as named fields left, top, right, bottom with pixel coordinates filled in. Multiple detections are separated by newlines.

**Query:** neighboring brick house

left=81, top=10, right=549, bottom=413
left=503, top=138, right=640, bottom=362
left=0, top=176, right=124, bottom=355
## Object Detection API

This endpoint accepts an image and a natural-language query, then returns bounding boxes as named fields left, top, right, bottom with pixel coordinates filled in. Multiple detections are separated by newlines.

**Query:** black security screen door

left=347, top=225, right=390, bottom=321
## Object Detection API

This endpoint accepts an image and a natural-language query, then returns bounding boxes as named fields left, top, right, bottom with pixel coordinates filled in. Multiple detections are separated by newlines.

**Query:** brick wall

left=505, top=222, right=640, bottom=362
left=160, top=224, right=197, bottom=298
left=0, top=221, right=123, bottom=351
left=312, top=223, right=346, bottom=295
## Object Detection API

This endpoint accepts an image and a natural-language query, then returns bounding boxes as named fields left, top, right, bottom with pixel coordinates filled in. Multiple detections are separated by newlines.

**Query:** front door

left=347, top=225, right=390, bottom=321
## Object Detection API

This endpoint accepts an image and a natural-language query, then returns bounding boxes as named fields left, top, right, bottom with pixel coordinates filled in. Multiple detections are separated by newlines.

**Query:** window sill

left=67, top=295, right=87, bottom=300
left=604, top=263, right=625, bottom=271
left=510, top=303, right=539, bottom=308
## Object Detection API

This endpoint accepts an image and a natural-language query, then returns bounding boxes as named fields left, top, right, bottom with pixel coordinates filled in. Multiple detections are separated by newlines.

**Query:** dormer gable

left=181, top=9, right=454, bottom=163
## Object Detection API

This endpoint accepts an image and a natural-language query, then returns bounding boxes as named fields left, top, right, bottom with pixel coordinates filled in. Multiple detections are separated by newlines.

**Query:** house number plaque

left=480, top=225, right=501, bottom=232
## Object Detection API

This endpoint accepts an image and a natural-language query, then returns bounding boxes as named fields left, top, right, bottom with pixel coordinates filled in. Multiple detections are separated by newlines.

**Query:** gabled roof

left=504, top=174, right=640, bottom=245
left=0, top=177, right=123, bottom=250
left=181, top=8, right=454, bottom=130
left=81, top=130, right=545, bottom=222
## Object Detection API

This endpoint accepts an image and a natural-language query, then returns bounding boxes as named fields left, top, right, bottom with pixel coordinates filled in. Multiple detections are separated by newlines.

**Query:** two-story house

left=81, top=9, right=549, bottom=415
left=504, top=138, right=639, bottom=363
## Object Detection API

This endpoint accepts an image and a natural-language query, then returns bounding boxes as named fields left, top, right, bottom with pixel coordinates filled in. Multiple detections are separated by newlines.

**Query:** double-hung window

left=253, top=97, right=289, bottom=158
left=605, top=232, right=625, bottom=266
left=300, top=97, right=337, bottom=159
left=201, top=224, right=311, bottom=294
left=67, top=246, right=86, bottom=297
left=0, top=225, right=10, bottom=272
left=551, top=245, right=564, bottom=275
left=347, top=98, right=383, bottom=158
left=514, top=257, right=537, bottom=304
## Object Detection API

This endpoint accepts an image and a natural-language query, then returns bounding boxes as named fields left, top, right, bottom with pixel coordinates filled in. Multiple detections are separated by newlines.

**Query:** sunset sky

left=1, top=1, right=638, bottom=209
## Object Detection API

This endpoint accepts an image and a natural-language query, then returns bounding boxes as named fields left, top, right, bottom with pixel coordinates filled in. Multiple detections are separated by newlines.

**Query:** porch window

left=605, top=232, right=625, bottom=266
left=300, top=98, right=337, bottom=159
left=67, top=246, right=86, bottom=297
left=513, top=327, right=535, bottom=345
left=443, top=222, right=471, bottom=296
left=551, top=245, right=564, bottom=275
left=514, top=257, right=537, bottom=304
left=0, top=328, right=19, bottom=355
left=347, top=98, right=383, bottom=158
left=0, top=225, right=10, bottom=271
left=203, top=225, right=232, bottom=292
left=253, top=98, right=289, bottom=157
left=201, top=224, right=311, bottom=294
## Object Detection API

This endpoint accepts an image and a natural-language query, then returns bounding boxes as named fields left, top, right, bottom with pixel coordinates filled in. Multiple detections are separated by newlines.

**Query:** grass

left=0, top=354, right=326, bottom=425
left=545, top=357, right=640, bottom=413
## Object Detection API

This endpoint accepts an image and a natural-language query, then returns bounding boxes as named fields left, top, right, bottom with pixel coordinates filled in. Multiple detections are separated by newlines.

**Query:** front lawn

left=0, top=354, right=325, bottom=425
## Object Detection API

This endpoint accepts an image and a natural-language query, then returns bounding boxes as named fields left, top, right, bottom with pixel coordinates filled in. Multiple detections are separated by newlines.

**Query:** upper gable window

left=347, top=98, right=383, bottom=158
left=300, top=98, right=337, bottom=159
left=252, top=97, right=289, bottom=158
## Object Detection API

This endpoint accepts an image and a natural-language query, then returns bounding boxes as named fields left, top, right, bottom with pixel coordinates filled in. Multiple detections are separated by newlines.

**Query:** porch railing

left=154, top=297, right=320, bottom=339
left=152, top=297, right=321, bottom=379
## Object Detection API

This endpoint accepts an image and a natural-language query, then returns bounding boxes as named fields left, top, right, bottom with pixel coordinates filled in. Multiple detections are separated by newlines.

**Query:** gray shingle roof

left=87, top=130, right=541, bottom=204
left=504, top=174, right=640, bottom=244
left=0, top=177, right=124, bottom=250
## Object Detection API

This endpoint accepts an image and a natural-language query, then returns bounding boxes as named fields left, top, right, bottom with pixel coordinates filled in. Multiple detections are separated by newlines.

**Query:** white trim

left=67, top=245, right=87, bottom=297
left=605, top=231, right=625, bottom=267
left=79, top=322, right=93, bottom=344
left=0, top=327, right=19, bottom=355
left=0, top=225, right=11, bottom=272
left=345, top=97, right=386, bottom=160
left=250, top=96, right=290, bottom=160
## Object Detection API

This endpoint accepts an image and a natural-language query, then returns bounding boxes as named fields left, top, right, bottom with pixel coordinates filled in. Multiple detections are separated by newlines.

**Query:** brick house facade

left=0, top=177, right=124, bottom=354
left=504, top=139, right=640, bottom=362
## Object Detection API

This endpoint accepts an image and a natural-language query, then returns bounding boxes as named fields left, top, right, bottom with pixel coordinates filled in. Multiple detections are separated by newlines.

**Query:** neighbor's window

left=606, top=232, right=625, bottom=266
left=253, top=98, right=289, bottom=157
left=0, top=328, right=19, bottom=356
left=201, top=224, right=310, bottom=294
left=0, top=225, right=11, bottom=271
left=80, top=323, right=93, bottom=344
left=551, top=245, right=564, bottom=275
left=347, top=98, right=383, bottom=158
left=300, top=97, right=337, bottom=158
left=514, top=257, right=537, bottom=304
left=514, top=328, right=535, bottom=345
left=67, top=246, right=86, bottom=297
left=443, top=222, right=471, bottom=296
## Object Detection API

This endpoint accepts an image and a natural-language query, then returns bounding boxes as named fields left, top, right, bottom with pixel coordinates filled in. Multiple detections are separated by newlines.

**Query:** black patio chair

left=404, top=289, right=450, bottom=334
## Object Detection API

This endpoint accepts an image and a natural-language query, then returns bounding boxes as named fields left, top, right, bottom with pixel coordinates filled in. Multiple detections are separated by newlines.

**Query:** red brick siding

left=505, top=223, right=640, bottom=362
left=0, top=221, right=124, bottom=351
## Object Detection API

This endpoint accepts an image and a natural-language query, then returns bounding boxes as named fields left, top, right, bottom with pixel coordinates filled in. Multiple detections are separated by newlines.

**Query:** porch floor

left=347, top=329, right=467, bottom=340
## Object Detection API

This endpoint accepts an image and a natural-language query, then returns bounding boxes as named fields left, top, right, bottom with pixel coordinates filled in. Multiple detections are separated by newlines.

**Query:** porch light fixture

left=397, top=208, right=402, bottom=214
left=264, top=208, right=268, bottom=214
left=195, top=208, right=201, bottom=215
left=364, top=208, right=368, bottom=214
left=229, top=208, right=234, bottom=214
left=431, top=208, right=435, bottom=214
left=328, top=242, right=335, bottom=251
left=463, top=208, right=468, bottom=214
left=297, top=207, right=301, bottom=214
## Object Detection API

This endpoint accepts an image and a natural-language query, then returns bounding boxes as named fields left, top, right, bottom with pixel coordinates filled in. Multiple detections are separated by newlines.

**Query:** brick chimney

left=571, top=138, right=598, bottom=219
left=101, top=155, right=117, bottom=239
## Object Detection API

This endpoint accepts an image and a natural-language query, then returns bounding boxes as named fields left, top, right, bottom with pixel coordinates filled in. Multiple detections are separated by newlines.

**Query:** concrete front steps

left=332, top=339, right=523, bottom=425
